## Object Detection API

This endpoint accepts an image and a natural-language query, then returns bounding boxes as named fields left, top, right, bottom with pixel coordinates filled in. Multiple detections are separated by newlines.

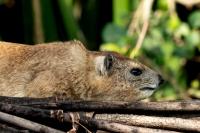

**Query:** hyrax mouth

left=139, top=87, right=156, bottom=91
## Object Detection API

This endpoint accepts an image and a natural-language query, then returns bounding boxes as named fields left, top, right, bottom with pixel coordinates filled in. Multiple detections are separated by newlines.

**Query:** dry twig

left=65, top=113, right=180, bottom=133
left=0, top=103, right=64, bottom=122
left=0, top=111, right=65, bottom=133
left=95, top=114, right=200, bottom=132
left=129, top=21, right=149, bottom=58
left=128, top=0, right=153, bottom=58
left=0, top=123, right=30, bottom=133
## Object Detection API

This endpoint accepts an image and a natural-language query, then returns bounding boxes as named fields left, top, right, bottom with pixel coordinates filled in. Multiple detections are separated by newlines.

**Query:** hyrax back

left=0, top=41, right=163, bottom=101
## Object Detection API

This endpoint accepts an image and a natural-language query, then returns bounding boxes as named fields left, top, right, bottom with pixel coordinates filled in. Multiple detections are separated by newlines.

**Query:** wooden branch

left=0, top=123, right=30, bottom=133
left=84, top=119, right=180, bottom=133
left=1, top=96, right=200, bottom=115
left=0, top=103, right=184, bottom=132
left=45, top=100, right=200, bottom=115
left=0, top=102, right=69, bottom=123
left=1, top=97, right=200, bottom=132
left=94, top=114, right=200, bottom=132
left=64, top=113, right=180, bottom=133
left=0, top=111, right=65, bottom=133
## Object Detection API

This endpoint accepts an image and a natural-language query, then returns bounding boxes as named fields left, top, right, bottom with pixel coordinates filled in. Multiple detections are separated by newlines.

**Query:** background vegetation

left=0, top=0, right=199, bottom=101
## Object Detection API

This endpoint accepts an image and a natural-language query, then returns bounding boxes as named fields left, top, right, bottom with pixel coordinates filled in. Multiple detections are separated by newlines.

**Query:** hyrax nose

left=158, top=74, right=164, bottom=86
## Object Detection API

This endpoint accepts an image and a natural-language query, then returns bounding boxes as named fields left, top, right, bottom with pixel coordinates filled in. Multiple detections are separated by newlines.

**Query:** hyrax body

left=0, top=41, right=163, bottom=101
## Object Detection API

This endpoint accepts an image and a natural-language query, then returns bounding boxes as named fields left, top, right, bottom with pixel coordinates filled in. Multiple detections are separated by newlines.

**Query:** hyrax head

left=92, top=52, right=164, bottom=101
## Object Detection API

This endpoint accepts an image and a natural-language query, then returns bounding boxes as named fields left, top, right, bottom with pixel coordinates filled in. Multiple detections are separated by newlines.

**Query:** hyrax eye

left=130, top=68, right=142, bottom=76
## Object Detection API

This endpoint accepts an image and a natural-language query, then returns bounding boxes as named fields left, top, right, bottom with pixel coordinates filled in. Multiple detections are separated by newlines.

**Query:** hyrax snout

left=0, top=40, right=163, bottom=101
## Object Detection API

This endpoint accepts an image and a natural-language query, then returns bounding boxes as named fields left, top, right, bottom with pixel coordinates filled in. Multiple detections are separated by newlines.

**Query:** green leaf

left=153, top=85, right=177, bottom=101
left=113, top=0, right=130, bottom=27
left=186, top=30, right=200, bottom=47
left=161, top=42, right=174, bottom=57
left=174, top=46, right=194, bottom=58
left=163, top=87, right=178, bottom=100
left=143, top=36, right=161, bottom=51
left=174, top=23, right=190, bottom=38
left=166, top=57, right=182, bottom=74
left=188, top=89, right=200, bottom=98
left=100, top=43, right=127, bottom=54
left=102, top=23, right=126, bottom=43
left=150, top=28, right=163, bottom=40
left=188, top=80, right=200, bottom=98
left=191, top=80, right=200, bottom=89
left=188, top=10, right=200, bottom=29
left=157, top=0, right=168, bottom=11
left=166, top=13, right=181, bottom=33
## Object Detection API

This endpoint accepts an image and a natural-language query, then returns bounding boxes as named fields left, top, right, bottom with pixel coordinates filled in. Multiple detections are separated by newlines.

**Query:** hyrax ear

left=104, top=54, right=114, bottom=70
left=95, top=54, right=114, bottom=76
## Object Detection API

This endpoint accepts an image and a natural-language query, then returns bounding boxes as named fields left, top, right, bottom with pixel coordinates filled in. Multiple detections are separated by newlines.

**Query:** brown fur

left=0, top=40, right=162, bottom=101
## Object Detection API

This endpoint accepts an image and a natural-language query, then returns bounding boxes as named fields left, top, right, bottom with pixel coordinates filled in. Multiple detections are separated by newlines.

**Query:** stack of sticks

left=0, top=96, right=200, bottom=133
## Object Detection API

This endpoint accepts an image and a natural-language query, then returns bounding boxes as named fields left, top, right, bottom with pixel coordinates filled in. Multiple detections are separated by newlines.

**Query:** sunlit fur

left=0, top=40, right=160, bottom=101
